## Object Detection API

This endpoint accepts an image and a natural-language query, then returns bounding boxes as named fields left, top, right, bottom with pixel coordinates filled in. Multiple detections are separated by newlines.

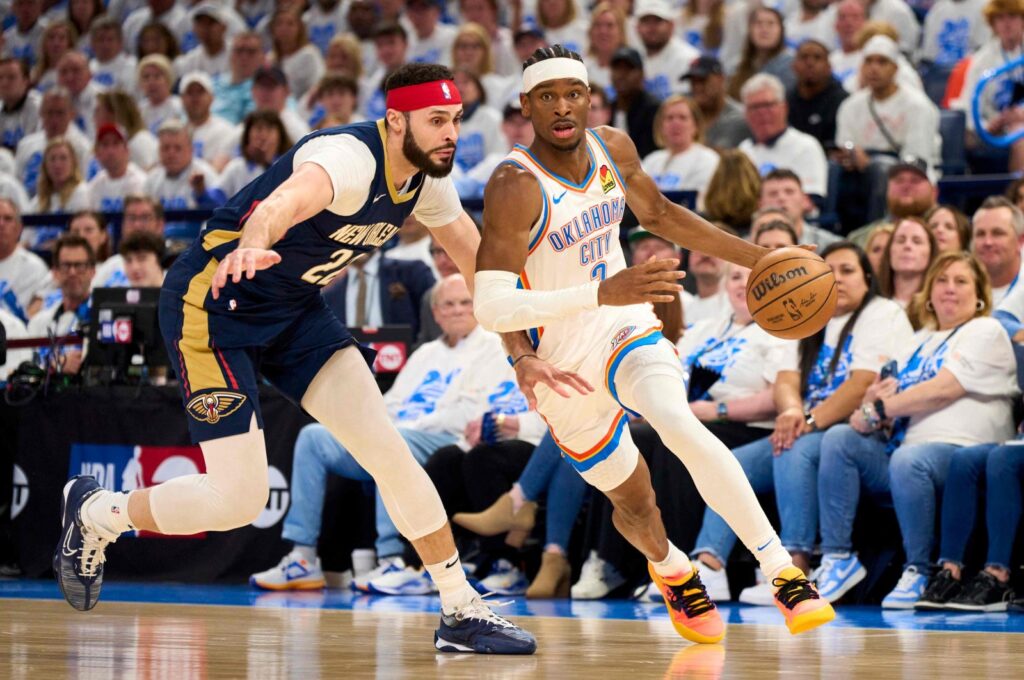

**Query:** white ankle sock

left=509, top=484, right=527, bottom=514
left=425, top=551, right=476, bottom=615
left=82, top=490, right=135, bottom=538
left=293, top=544, right=317, bottom=563
left=652, top=541, right=692, bottom=579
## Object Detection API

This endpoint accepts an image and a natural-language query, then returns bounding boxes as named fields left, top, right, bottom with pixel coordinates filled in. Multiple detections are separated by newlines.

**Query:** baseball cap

left=180, top=71, right=214, bottom=93
left=681, top=55, right=723, bottom=80
left=862, top=35, right=900, bottom=64
left=253, top=65, right=288, bottom=87
left=627, top=226, right=672, bottom=244
left=610, top=46, right=643, bottom=70
left=514, top=26, right=545, bottom=43
left=634, top=0, right=677, bottom=22
left=191, top=1, right=229, bottom=25
left=888, top=155, right=930, bottom=181
left=95, top=123, right=127, bottom=143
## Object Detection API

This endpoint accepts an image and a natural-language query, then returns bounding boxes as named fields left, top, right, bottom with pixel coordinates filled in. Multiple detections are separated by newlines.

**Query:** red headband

left=385, top=80, right=462, bottom=112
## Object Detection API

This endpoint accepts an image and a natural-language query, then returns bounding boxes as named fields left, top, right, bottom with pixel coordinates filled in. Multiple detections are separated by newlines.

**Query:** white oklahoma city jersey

left=503, top=129, right=660, bottom=371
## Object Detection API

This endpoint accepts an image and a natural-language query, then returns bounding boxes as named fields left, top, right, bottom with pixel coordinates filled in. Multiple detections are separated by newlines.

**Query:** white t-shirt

left=0, top=172, right=29, bottom=211
left=2, top=22, right=45, bottom=67
left=868, top=0, right=921, bottom=54
left=642, top=144, right=720, bottom=209
left=899, top=317, right=1018, bottom=446
left=920, top=0, right=991, bottom=67
left=455, top=105, right=506, bottom=174
left=144, top=158, right=221, bottom=210
left=94, top=254, right=128, bottom=288
left=0, top=89, right=40, bottom=150
left=280, top=44, right=325, bottom=99
left=123, top=4, right=191, bottom=49
left=684, top=288, right=730, bottom=325
left=26, top=300, right=88, bottom=366
left=291, top=132, right=463, bottom=228
left=956, top=39, right=1023, bottom=131
left=996, top=277, right=1024, bottom=320
left=785, top=6, right=838, bottom=50
left=174, top=46, right=231, bottom=80
left=129, top=130, right=159, bottom=171
left=739, top=127, right=828, bottom=196
left=15, top=128, right=92, bottom=196
left=91, top=53, right=138, bottom=92
left=190, top=115, right=239, bottom=167
left=0, top=247, right=51, bottom=317
left=24, top=183, right=90, bottom=250
left=643, top=38, right=702, bottom=101
left=87, top=163, right=148, bottom=211
left=776, top=296, right=914, bottom=407
left=678, top=314, right=790, bottom=428
left=139, top=96, right=185, bottom=135
left=0, top=306, right=30, bottom=380
left=409, top=23, right=457, bottom=66
left=218, top=156, right=265, bottom=198
left=303, top=3, right=348, bottom=54
left=835, top=86, right=942, bottom=172
left=541, top=19, right=590, bottom=57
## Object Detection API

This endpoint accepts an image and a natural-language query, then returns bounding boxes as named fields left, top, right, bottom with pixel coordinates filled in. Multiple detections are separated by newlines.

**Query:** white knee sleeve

left=301, top=347, right=449, bottom=542
left=149, top=417, right=270, bottom=534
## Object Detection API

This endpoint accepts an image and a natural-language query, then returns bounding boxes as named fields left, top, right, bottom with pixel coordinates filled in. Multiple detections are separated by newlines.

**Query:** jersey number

left=590, top=262, right=608, bottom=281
left=301, top=248, right=358, bottom=286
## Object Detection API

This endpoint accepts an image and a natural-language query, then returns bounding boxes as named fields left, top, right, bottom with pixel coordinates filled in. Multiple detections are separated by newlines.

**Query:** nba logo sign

left=441, top=82, right=452, bottom=100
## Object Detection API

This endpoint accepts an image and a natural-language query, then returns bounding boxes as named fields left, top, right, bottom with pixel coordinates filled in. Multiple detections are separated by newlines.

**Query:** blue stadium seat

left=938, top=110, right=967, bottom=176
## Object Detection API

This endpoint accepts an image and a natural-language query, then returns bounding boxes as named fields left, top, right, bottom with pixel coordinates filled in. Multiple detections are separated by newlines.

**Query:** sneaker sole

left=819, top=565, right=867, bottom=603
left=433, top=632, right=536, bottom=655
left=367, top=584, right=436, bottom=596
left=945, top=601, right=1010, bottom=612
left=913, top=600, right=953, bottom=611
left=250, top=577, right=326, bottom=591
left=881, top=599, right=919, bottom=610
left=785, top=602, right=836, bottom=635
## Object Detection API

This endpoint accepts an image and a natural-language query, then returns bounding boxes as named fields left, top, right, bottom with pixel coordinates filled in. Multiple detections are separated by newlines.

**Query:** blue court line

left=3, top=580, right=1024, bottom=634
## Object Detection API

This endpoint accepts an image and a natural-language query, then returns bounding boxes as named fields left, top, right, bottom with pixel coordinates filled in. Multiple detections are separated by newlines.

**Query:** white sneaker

left=696, top=563, right=731, bottom=602
left=478, top=559, right=528, bottom=596
left=352, top=556, right=406, bottom=593
left=249, top=550, right=326, bottom=591
left=570, top=551, right=625, bottom=600
left=738, top=570, right=775, bottom=606
left=367, top=565, right=437, bottom=595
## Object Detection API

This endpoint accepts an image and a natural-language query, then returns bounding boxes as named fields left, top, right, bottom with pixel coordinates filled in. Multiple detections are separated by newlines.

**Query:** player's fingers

left=640, top=258, right=680, bottom=272
left=246, top=253, right=257, bottom=280
left=211, top=262, right=226, bottom=299
left=230, top=253, right=244, bottom=283
left=542, top=374, right=573, bottom=399
left=263, top=251, right=282, bottom=266
left=562, top=370, right=594, bottom=393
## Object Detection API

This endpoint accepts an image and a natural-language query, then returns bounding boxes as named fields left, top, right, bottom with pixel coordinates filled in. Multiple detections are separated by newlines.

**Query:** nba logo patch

left=599, top=165, right=616, bottom=193
left=441, top=82, right=452, bottom=100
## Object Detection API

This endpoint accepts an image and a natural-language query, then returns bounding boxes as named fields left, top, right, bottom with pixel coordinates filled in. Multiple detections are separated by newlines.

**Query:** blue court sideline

left=2, top=580, right=1023, bottom=635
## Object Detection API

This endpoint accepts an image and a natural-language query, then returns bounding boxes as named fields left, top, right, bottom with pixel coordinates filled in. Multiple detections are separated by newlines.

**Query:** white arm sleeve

left=473, top=269, right=600, bottom=333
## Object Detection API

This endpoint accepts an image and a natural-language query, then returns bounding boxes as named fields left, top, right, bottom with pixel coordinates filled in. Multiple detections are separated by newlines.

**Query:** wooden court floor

left=1, top=598, right=1021, bottom=680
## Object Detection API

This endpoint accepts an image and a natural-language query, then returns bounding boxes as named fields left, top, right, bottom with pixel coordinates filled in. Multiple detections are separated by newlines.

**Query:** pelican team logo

left=599, top=165, right=616, bottom=193
left=610, top=325, right=636, bottom=351
left=441, top=82, right=452, bottom=99
left=186, top=391, right=247, bottom=424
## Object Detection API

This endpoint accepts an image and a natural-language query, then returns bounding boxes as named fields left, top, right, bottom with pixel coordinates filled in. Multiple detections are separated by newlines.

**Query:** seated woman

left=876, top=217, right=937, bottom=327
left=925, top=205, right=971, bottom=254
left=814, top=252, right=1018, bottom=608
left=641, top=96, right=720, bottom=210
left=864, top=223, right=893, bottom=277
left=26, top=137, right=89, bottom=251
left=917, top=440, right=1023, bottom=611
left=690, top=242, right=913, bottom=604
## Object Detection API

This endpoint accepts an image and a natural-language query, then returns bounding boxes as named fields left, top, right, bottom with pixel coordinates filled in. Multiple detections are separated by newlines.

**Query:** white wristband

left=473, top=269, right=600, bottom=333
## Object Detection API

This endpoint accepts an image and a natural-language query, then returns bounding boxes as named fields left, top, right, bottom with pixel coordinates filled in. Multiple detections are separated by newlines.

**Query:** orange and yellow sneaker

left=648, top=562, right=725, bottom=644
left=772, top=566, right=835, bottom=635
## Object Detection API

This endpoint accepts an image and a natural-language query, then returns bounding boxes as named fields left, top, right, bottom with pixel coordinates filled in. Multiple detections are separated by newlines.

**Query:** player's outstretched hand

left=514, top=355, right=594, bottom=410
left=211, top=248, right=282, bottom=300
left=597, top=256, right=685, bottom=306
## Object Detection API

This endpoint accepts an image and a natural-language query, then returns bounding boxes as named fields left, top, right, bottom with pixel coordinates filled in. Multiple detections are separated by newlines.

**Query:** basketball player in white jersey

left=474, top=46, right=836, bottom=643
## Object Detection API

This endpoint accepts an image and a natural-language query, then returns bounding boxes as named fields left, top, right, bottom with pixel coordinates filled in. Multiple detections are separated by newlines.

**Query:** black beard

left=402, top=128, right=455, bottom=178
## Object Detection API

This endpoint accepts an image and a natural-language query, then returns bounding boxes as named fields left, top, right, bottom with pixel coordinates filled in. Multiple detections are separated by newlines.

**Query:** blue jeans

left=987, top=444, right=1024, bottom=568
left=282, top=423, right=456, bottom=558
left=692, top=431, right=825, bottom=563
left=819, top=424, right=961, bottom=569
left=517, top=432, right=587, bottom=552
left=938, top=444, right=994, bottom=568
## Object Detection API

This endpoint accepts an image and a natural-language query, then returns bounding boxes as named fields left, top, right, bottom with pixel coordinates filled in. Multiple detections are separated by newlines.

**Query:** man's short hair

left=156, top=117, right=191, bottom=138
left=123, top=194, right=165, bottom=220
left=374, top=21, right=408, bottom=42
left=524, top=44, right=585, bottom=70
left=0, top=197, right=21, bottom=225
left=974, top=195, right=1024, bottom=237
left=762, top=168, right=803, bottom=189
left=120, top=231, right=166, bottom=261
left=751, top=206, right=793, bottom=224
left=90, top=16, right=122, bottom=39
left=0, top=57, right=30, bottom=80
left=53, top=233, right=96, bottom=267
left=316, top=72, right=358, bottom=98
left=384, top=63, right=454, bottom=92
left=740, top=73, right=786, bottom=103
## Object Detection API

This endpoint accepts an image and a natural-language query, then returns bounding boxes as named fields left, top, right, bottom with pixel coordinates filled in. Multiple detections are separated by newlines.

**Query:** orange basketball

left=746, top=247, right=837, bottom=340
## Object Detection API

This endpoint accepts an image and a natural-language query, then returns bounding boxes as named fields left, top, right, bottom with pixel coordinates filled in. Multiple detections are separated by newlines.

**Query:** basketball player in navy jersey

left=54, top=64, right=536, bottom=655
left=475, top=46, right=835, bottom=643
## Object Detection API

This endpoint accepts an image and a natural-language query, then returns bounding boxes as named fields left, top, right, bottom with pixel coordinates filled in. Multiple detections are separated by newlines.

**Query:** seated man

left=250, top=274, right=545, bottom=590
left=120, top=232, right=166, bottom=288
left=26, top=234, right=94, bottom=375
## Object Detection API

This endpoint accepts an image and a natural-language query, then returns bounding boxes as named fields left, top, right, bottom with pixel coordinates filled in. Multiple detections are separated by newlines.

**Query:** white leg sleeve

left=614, top=344, right=792, bottom=578
left=149, top=415, right=270, bottom=534
left=300, top=346, right=449, bottom=542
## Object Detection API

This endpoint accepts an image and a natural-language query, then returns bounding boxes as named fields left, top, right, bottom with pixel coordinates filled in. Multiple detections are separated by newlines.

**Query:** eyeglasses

left=57, top=261, right=93, bottom=272
left=124, top=212, right=156, bottom=222
left=746, top=100, right=781, bottom=111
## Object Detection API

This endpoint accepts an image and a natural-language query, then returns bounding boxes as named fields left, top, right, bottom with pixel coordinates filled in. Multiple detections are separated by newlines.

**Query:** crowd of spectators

left=1, top=0, right=1023, bottom=612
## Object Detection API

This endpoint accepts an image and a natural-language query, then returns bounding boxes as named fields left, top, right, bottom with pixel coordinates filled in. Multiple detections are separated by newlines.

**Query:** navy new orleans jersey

left=159, top=120, right=450, bottom=443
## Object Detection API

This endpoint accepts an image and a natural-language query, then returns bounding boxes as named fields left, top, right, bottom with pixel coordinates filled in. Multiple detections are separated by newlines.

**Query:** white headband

left=522, top=57, right=590, bottom=94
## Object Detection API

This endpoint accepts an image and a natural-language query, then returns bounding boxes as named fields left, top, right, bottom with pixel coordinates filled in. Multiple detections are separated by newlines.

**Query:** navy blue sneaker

left=434, top=599, right=537, bottom=654
left=53, top=476, right=113, bottom=611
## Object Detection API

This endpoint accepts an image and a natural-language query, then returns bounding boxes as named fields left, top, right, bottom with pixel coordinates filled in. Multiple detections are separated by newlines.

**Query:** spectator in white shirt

left=119, top=230, right=165, bottom=288
left=144, top=119, right=224, bottom=229
left=123, top=0, right=191, bottom=51
left=459, top=0, right=519, bottom=77
left=583, top=3, right=626, bottom=97
left=865, top=0, right=921, bottom=54
left=15, top=87, right=92, bottom=196
left=760, top=168, right=842, bottom=248
left=303, top=0, right=347, bottom=55
left=218, top=109, right=291, bottom=198
left=305, top=72, right=361, bottom=130
left=3, top=0, right=46, bottom=67
left=89, top=17, right=138, bottom=93
left=921, top=0, right=991, bottom=68
left=360, top=22, right=411, bottom=121
left=32, top=20, right=79, bottom=94
left=179, top=71, right=237, bottom=172
left=174, top=1, right=232, bottom=79
left=325, top=33, right=366, bottom=81
left=738, top=73, right=828, bottom=196
left=86, top=123, right=147, bottom=212
left=137, top=54, right=184, bottom=134
left=121, top=194, right=166, bottom=240
left=26, top=234, right=93, bottom=374
left=451, top=69, right=505, bottom=175
left=971, top=196, right=1024, bottom=306
left=25, top=137, right=89, bottom=251
left=450, top=23, right=516, bottom=111
left=536, top=0, right=590, bottom=56
left=834, top=35, right=941, bottom=224
left=0, top=197, right=50, bottom=321
left=56, top=51, right=102, bottom=139
left=250, top=65, right=310, bottom=144
left=642, top=94, right=721, bottom=209
left=269, top=7, right=325, bottom=100
left=70, top=0, right=106, bottom=48
left=452, top=102, right=533, bottom=200
left=839, top=21, right=925, bottom=94
left=635, top=0, right=702, bottom=101
left=93, top=89, right=159, bottom=171
left=0, top=56, right=40, bottom=151
left=0, top=306, right=30, bottom=380
left=407, top=0, right=457, bottom=65
left=68, top=210, right=126, bottom=290
left=786, top=0, right=838, bottom=50
left=830, top=0, right=868, bottom=83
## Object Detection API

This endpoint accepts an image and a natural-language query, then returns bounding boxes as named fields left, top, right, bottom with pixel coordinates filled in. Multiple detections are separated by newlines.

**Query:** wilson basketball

left=746, top=247, right=837, bottom=340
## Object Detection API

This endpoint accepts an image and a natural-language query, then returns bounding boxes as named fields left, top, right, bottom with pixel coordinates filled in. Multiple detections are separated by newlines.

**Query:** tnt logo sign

left=370, top=342, right=407, bottom=373
left=252, top=466, right=289, bottom=529
left=11, top=464, right=28, bottom=520
left=113, top=317, right=133, bottom=344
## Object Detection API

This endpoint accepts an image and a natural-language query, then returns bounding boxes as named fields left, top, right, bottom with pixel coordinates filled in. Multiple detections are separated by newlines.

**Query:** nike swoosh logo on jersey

left=552, top=191, right=567, bottom=204
left=373, top=193, right=387, bottom=203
